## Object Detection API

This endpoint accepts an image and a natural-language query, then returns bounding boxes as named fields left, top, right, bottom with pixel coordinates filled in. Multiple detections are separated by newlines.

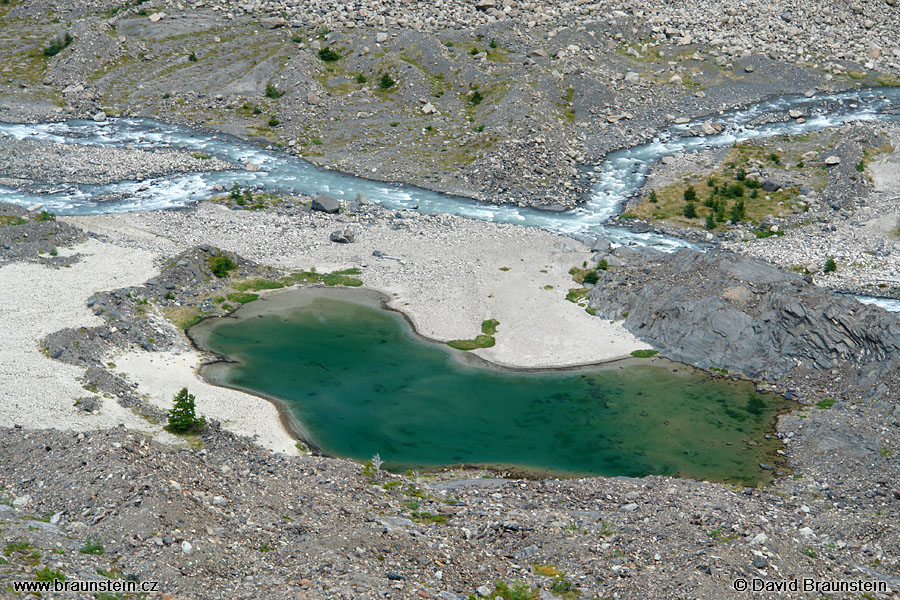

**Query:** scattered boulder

left=824, top=156, right=841, bottom=166
left=329, top=228, right=355, bottom=243
left=311, top=194, right=340, bottom=213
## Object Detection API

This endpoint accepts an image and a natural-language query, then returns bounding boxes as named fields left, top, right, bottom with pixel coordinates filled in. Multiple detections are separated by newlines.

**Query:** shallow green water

left=192, top=289, right=789, bottom=484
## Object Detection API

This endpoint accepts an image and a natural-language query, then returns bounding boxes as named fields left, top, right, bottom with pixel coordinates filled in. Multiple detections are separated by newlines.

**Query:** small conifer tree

left=167, top=388, right=205, bottom=434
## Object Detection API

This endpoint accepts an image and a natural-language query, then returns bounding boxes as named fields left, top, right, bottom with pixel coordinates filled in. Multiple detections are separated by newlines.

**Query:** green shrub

left=550, top=577, right=574, bottom=593
left=43, top=33, right=73, bottom=57
left=265, top=83, right=285, bottom=99
left=79, top=539, right=104, bottom=555
left=648, top=190, right=658, bottom=203
left=470, top=90, right=483, bottom=105
left=318, top=47, right=340, bottom=62
left=631, top=349, right=659, bottom=358
left=683, top=186, right=697, bottom=202
left=582, top=270, right=599, bottom=285
left=209, top=255, right=237, bottom=278
left=35, top=567, right=65, bottom=582
left=166, top=388, right=206, bottom=434
left=735, top=168, right=746, bottom=181
left=355, top=73, right=367, bottom=84
left=268, top=116, right=280, bottom=127
left=596, top=258, right=609, bottom=271
left=729, top=199, right=745, bottom=222
left=379, top=73, right=395, bottom=89
left=683, top=202, right=697, bottom=219
left=722, top=183, right=744, bottom=198
left=823, top=257, right=837, bottom=273
left=705, top=211, right=716, bottom=230
left=816, top=397, right=835, bottom=409
left=187, top=51, right=198, bottom=62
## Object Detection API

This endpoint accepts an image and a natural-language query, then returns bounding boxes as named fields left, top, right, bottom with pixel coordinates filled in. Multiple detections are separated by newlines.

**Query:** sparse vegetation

left=79, top=538, right=104, bottom=555
left=318, top=47, right=340, bottom=62
left=816, top=397, right=836, bottom=409
left=631, top=349, right=659, bottom=358
left=283, top=268, right=363, bottom=287
left=43, top=33, right=73, bottom=57
left=209, top=255, right=237, bottom=278
left=823, top=257, right=837, bottom=273
left=379, top=73, right=396, bottom=90
left=265, top=83, right=285, bottom=99
left=35, top=567, right=65, bottom=582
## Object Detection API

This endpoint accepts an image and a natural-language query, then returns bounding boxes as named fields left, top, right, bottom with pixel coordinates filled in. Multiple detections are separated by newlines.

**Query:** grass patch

left=34, top=210, right=56, bottom=221
left=532, top=564, right=561, bottom=577
left=35, top=567, right=65, bottom=582
left=631, top=349, right=658, bottom=358
left=0, top=215, right=27, bottom=226
left=481, top=319, right=499, bottom=335
left=631, top=142, right=819, bottom=228
left=816, top=397, right=836, bottom=410
left=231, top=278, right=285, bottom=292
left=163, top=307, right=202, bottom=330
left=447, top=335, right=495, bottom=351
left=283, top=268, right=363, bottom=287
left=565, top=288, right=587, bottom=303
left=490, top=581, right=539, bottom=600
left=410, top=511, right=447, bottom=524
left=225, top=292, right=258, bottom=304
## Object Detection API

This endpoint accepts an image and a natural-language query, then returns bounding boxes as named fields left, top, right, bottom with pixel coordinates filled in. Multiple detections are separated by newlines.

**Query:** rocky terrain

left=0, top=193, right=898, bottom=597
left=586, top=246, right=900, bottom=400
left=1, top=0, right=900, bottom=596
left=1, top=422, right=898, bottom=600
left=0, top=135, right=233, bottom=186
left=2, top=0, right=899, bottom=208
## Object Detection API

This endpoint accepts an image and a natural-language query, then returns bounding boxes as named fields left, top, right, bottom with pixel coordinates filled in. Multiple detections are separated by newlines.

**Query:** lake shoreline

left=188, top=285, right=791, bottom=484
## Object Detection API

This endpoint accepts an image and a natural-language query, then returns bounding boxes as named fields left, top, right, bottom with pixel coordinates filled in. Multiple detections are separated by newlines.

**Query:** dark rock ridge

left=587, top=248, right=900, bottom=399
left=0, top=203, right=85, bottom=266
left=42, top=244, right=277, bottom=418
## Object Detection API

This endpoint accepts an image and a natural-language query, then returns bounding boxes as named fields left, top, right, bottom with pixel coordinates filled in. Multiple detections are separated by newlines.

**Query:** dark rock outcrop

left=311, top=194, right=340, bottom=214
left=587, top=249, right=900, bottom=397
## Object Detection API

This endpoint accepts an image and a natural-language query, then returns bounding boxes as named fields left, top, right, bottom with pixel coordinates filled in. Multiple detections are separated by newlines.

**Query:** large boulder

left=311, top=194, right=340, bottom=213
left=329, top=228, right=355, bottom=243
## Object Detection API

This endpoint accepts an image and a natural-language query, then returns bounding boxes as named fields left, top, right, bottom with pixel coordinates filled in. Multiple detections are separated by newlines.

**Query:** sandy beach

left=0, top=203, right=646, bottom=454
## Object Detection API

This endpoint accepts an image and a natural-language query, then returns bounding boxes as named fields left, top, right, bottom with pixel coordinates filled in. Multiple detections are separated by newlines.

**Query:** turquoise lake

left=191, top=288, right=789, bottom=484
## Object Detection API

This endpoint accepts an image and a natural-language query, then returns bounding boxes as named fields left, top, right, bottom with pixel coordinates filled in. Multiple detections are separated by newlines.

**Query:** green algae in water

left=192, top=289, right=789, bottom=484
